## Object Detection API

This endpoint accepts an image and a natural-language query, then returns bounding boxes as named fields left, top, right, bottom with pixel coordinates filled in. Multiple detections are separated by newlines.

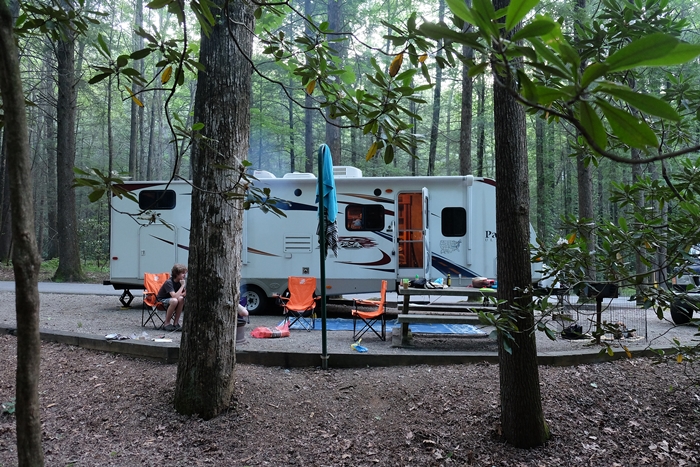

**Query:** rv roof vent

left=282, top=172, right=316, bottom=179
left=253, top=170, right=276, bottom=179
left=333, top=166, right=362, bottom=178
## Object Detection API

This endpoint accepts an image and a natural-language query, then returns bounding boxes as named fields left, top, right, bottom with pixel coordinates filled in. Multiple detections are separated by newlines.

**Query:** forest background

left=5, top=0, right=699, bottom=271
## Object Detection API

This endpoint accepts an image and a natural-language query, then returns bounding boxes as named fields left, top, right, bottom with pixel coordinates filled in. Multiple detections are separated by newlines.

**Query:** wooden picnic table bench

left=396, top=286, right=497, bottom=346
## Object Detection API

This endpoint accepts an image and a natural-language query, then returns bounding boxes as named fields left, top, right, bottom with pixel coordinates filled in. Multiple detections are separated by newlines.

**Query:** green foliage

left=418, top=0, right=700, bottom=159
left=535, top=156, right=700, bottom=317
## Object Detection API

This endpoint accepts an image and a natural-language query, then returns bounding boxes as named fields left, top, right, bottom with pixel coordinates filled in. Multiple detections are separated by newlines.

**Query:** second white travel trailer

left=105, top=166, right=541, bottom=312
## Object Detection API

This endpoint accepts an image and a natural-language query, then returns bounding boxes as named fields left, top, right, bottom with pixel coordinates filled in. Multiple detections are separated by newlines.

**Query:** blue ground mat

left=284, top=318, right=487, bottom=336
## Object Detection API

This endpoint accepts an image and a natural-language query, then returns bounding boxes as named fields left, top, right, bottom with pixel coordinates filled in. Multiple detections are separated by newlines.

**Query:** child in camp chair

left=156, top=263, right=187, bottom=332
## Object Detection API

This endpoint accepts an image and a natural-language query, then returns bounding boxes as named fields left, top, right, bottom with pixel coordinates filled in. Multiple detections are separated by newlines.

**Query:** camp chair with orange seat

left=275, top=276, right=320, bottom=331
left=352, top=280, right=387, bottom=341
left=142, top=272, right=170, bottom=328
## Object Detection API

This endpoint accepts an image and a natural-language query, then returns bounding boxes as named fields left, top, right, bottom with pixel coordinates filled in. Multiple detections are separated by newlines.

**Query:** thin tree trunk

left=426, top=0, right=445, bottom=176
left=535, top=118, right=545, bottom=239
left=0, top=1, right=45, bottom=463
left=459, top=12, right=473, bottom=176
left=475, top=74, right=485, bottom=177
left=325, top=0, right=342, bottom=164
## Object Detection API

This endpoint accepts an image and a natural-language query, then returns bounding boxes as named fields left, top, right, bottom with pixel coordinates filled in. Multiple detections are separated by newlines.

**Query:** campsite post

left=318, top=145, right=329, bottom=369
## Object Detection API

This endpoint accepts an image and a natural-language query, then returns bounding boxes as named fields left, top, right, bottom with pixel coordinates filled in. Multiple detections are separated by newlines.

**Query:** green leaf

left=384, top=145, right=395, bottom=164
left=528, top=37, right=569, bottom=78
left=96, top=34, right=110, bottom=57
left=596, top=99, right=659, bottom=149
left=146, top=0, right=171, bottom=9
left=618, top=216, right=628, bottom=232
left=534, top=85, right=570, bottom=105
left=505, top=0, right=540, bottom=32
left=605, top=33, right=678, bottom=72
left=467, top=62, right=488, bottom=77
left=636, top=42, right=700, bottom=68
left=418, top=23, right=482, bottom=49
left=581, top=62, right=608, bottom=89
left=341, top=67, right=356, bottom=85
left=88, top=72, right=111, bottom=85
left=511, top=18, right=555, bottom=42
left=88, top=189, right=106, bottom=203
left=116, top=55, right=129, bottom=68
left=445, top=0, right=477, bottom=25
left=578, top=101, right=607, bottom=151
left=597, top=85, right=680, bottom=122
left=130, top=48, right=151, bottom=60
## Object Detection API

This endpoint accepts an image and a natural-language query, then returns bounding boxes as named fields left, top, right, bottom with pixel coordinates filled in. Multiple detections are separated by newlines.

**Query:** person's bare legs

left=164, top=298, right=178, bottom=327
left=173, top=298, right=185, bottom=326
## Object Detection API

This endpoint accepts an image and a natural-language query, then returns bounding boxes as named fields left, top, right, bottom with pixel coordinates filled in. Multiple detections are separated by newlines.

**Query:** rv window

left=139, top=190, right=177, bottom=210
left=346, top=204, right=385, bottom=231
left=442, top=207, right=466, bottom=237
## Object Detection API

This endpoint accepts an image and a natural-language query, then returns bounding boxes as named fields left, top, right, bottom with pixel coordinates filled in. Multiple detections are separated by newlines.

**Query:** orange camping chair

left=142, top=272, right=170, bottom=328
left=276, top=276, right=319, bottom=331
left=352, top=280, right=387, bottom=341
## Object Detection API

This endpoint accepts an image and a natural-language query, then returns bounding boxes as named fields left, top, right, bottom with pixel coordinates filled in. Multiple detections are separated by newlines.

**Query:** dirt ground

left=1, top=335, right=699, bottom=466
left=1, top=270, right=700, bottom=465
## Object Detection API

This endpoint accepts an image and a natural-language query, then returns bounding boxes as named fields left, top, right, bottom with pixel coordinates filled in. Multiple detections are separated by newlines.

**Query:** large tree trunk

left=492, top=0, right=548, bottom=448
left=0, top=1, right=45, bottom=464
left=53, top=23, right=84, bottom=282
left=173, top=0, right=253, bottom=419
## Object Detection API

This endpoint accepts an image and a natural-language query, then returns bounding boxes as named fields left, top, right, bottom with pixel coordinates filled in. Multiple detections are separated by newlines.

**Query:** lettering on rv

left=338, top=237, right=378, bottom=249
left=485, top=230, right=497, bottom=241
left=440, top=240, right=461, bottom=254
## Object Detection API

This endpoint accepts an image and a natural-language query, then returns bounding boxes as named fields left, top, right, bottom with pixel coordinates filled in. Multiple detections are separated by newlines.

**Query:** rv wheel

left=243, top=286, right=269, bottom=315
left=670, top=299, right=696, bottom=325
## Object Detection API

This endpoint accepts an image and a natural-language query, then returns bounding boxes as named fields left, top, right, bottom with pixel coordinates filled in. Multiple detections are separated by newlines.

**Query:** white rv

left=105, top=166, right=539, bottom=312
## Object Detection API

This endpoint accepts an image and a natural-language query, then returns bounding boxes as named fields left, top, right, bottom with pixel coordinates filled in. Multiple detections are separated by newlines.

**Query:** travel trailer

left=105, top=166, right=540, bottom=312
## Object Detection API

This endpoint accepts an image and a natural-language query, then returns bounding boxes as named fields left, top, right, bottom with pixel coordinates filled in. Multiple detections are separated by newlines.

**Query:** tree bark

left=0, top=1, right=45, bottom=464
left=426, top=0, right=445, bottom=176
left=303, top=0, right=314, bottom=174
left=325, top=0, right=342, bottom=164
left=536, top=118, right=548, bottom=239
left=475, top=74, right=485, bottom=177
left=492, top=0, right=548, bottom=448
left=173, top=0, right=253, bottom=419
left=459, top=10, right=473, bottom=176
left=53, top=19, right=84, bottom=282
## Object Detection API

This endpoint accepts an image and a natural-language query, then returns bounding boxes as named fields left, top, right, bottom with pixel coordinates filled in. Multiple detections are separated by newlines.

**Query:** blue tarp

left=285, top=318, right=487, bottom=336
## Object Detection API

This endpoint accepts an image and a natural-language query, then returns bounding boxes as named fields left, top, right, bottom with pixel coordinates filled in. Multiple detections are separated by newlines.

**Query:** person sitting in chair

left=157, top=263, right=187, bottom=332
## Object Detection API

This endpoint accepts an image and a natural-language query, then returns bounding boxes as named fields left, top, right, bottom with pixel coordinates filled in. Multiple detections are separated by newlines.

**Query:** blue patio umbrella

left=316, top=144, right=337, bottom=369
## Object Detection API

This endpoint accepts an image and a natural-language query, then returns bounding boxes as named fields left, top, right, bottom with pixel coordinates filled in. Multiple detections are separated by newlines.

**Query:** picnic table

left=397, top=286, right=497, bottom=346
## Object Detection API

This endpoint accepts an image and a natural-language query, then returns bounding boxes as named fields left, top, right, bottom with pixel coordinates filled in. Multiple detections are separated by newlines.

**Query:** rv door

left=422, top=187, right=431, bottom=280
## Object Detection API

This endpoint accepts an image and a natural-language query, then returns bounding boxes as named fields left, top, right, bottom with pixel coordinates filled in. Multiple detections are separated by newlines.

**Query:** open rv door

left=422, top=187, right=431, bottom=280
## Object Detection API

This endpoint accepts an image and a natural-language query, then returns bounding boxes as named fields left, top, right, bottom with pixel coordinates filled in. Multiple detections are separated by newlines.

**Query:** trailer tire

left=243, top=286, right=269, bottom=315
left=670, top=299, right=695, bottom=325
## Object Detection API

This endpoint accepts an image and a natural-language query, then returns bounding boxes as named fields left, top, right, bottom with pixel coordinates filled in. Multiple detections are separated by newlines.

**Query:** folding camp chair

left=352, top=280, right=387, bottom=341
left=276, top=276, right=319, bottom=331
left=142, top=272, right=170, bottom=328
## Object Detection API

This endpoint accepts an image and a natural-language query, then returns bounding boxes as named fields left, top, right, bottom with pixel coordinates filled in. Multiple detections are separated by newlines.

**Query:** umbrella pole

left=318, top=146, right=329, bottom=370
